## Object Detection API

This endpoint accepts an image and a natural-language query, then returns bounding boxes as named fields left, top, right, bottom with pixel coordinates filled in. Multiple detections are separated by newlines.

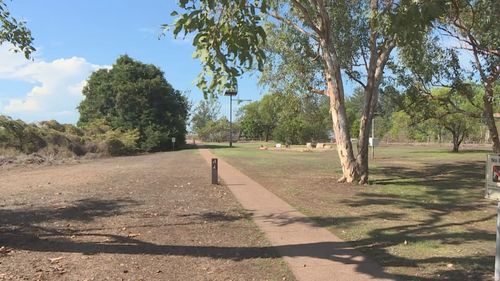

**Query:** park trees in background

left=190, top=98, right=235, bottom=142
left=394, top=0, right=500, bottom=153
left=78, top=55, right=189, bottom=152
left=191, top=97, right=221, bottom=135
left=399, top=87, right=482, bottom=152
left=439, top=0, right=499, bottom=153
left=238, top=101, right=264, bottom=140
left=197, top=117, right=232, bottom=143
left=171, top=0, right=445, bottom=184
left=237, top=92, right=330, bottom=144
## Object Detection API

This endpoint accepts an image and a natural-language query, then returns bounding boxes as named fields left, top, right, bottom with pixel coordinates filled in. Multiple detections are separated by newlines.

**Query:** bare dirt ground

left=0, top=149, right=294, bottom=281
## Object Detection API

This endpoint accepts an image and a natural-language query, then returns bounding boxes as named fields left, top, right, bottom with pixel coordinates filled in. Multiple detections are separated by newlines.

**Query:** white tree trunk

left=320, top=39, right=359, bottom=183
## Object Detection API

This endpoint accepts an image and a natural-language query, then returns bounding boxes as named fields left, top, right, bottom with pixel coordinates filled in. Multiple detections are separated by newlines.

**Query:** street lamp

left=224, top=90, right=237, bottom=147
left=225, top=89, right=252, bottom=148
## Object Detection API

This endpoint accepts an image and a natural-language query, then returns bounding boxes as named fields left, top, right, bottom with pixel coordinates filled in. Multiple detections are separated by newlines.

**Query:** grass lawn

left=208, top=142, right=496, bottom=281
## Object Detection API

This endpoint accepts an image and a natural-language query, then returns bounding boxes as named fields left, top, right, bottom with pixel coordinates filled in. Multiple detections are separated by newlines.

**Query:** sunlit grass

left=208, top=142, right=496, bottom=280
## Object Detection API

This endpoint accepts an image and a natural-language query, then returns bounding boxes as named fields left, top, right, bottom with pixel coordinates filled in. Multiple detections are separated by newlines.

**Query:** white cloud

left=0, top=45, right=107, bottom=123
left=4, top=99, right=41, bottom=113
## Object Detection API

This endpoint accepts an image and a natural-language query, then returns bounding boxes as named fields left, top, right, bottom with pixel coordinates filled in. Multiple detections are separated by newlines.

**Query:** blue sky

left=0, top=0, right=266, bottom=124
left=1, top=1, right=469, bottom=126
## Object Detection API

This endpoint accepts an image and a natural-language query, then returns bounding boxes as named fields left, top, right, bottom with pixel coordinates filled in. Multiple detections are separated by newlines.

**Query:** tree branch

left=345, top=70, right=367, bottom=88
left=290, top=0, right=321, bottom=35
left=266, top=10, right=319, bottom=41
left=307, top=86, right=328, bottom=96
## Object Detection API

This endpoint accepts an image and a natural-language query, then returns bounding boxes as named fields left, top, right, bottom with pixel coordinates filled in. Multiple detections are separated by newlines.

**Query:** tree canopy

left=191, top=97, right=221, bottom=135
left=394, top=0, right=500, bottom=152
left=171, top=0, right=447, bottom=184
left=238, top=92, right=330, bottom=144
left=78, top=55, right=189, bottom=152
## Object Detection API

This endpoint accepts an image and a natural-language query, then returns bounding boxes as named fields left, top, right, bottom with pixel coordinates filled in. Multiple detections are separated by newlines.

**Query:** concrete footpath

left=198, top=148, right=396, bottom=281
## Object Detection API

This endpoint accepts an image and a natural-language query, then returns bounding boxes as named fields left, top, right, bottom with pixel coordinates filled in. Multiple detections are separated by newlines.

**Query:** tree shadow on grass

left=0, top=197, right=139, bottom=247
left=372, top=161, right=483, bottom=187
left=0, top=199, right=494, bottom=281
left=371, top=161, right=487, bottom=204
left=0, top=198, right=139, bottom=225
left=334, top=160, right=496, bottom=280
left=0, top=194, right=494, bottom=280
left=0, top=205, right=493, bottom=280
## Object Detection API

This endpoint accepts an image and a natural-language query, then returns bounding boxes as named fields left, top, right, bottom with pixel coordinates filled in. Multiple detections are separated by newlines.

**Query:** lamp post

left=224, top=90, right=237, bottom=147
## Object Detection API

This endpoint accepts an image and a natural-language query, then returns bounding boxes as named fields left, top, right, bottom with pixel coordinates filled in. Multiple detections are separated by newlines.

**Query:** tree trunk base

left=358, top=175, right=368, bottom=185
left=337, top=176, right=347, bottom=183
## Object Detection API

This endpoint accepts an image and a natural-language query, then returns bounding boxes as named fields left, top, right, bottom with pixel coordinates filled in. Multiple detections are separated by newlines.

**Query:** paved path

left=199, top=148, right=396, bottom=281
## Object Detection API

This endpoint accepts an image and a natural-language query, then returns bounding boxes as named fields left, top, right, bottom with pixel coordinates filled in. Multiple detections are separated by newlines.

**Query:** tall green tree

left=238, top=92, right=331, bottom=144
left=78, top=55, right=189, bottom=152
left=170, top=0, right=445, bottom=184
left=397, top=0, right=500, bottom=152
left=258, top=93, right=281, bottom=142
left=1, top=0, right=35, bottom=58
left=401, top=87, right=482, bottom=152
left=197, top=117, right=231, bottom=142
left=238, top=101, right=264, bottom=140
left=191, top=97, right=221, bottom=135
left=439, top=0, right=499, bottom=152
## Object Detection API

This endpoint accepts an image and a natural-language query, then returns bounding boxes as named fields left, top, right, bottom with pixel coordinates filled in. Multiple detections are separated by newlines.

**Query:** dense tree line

left=238, top=93, right=331, bottom=144
left=190, top=98, right=232, bottom=142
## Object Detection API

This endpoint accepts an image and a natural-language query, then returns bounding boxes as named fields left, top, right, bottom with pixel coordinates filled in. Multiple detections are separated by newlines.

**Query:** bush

left=39, top=120, right=65, bottom=132
left=0, top=115, right=93, bottom=158
left=98, top=129, right=140, bottom=155
left=63, top=124, right=84, bottom=136
left=21, top=126, right=47, bottom=153
left=104, top=139, right=127, bottom=156
left=0, top=114, right=145, bottom=159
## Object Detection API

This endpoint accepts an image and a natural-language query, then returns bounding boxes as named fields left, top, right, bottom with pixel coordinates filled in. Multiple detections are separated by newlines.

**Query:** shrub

left=39, top=120, right=65, bottom=132
left=21, top=126, right=47, bottom=153
left=98, top=129, right=140, bottom=155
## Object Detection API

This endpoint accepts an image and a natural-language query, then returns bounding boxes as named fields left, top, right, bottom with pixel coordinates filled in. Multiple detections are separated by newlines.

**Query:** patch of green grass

left=209, top=143, right=497, bottom=281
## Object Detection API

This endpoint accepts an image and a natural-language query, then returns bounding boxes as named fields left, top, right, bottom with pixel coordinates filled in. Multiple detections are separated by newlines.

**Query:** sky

left=0, top=1, right=472, bottom=125
left=0, top=0, right=266, bottom=124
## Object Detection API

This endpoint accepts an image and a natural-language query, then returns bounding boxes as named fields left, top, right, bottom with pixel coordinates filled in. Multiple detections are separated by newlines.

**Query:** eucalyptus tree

left=191, top=97, right=221, bottom=135
left=170, top=0, right=445, bottom=183
left=436, top=0, right=499, bottom=152
left=394, top=0, right=499, bottom=152
left=402, top=87, right=481, bottom=152
left=0, top=0, right=34, bottom=58
left=238, top=101, right=264, bottom=140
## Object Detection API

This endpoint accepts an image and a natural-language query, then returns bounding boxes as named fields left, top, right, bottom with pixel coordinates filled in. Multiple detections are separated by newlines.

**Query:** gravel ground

left=0, top=149, right=294, bottom=281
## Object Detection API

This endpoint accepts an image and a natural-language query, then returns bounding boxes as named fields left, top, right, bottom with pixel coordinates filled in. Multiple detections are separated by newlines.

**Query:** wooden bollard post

left=211, top=158, right=218, bottom=184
